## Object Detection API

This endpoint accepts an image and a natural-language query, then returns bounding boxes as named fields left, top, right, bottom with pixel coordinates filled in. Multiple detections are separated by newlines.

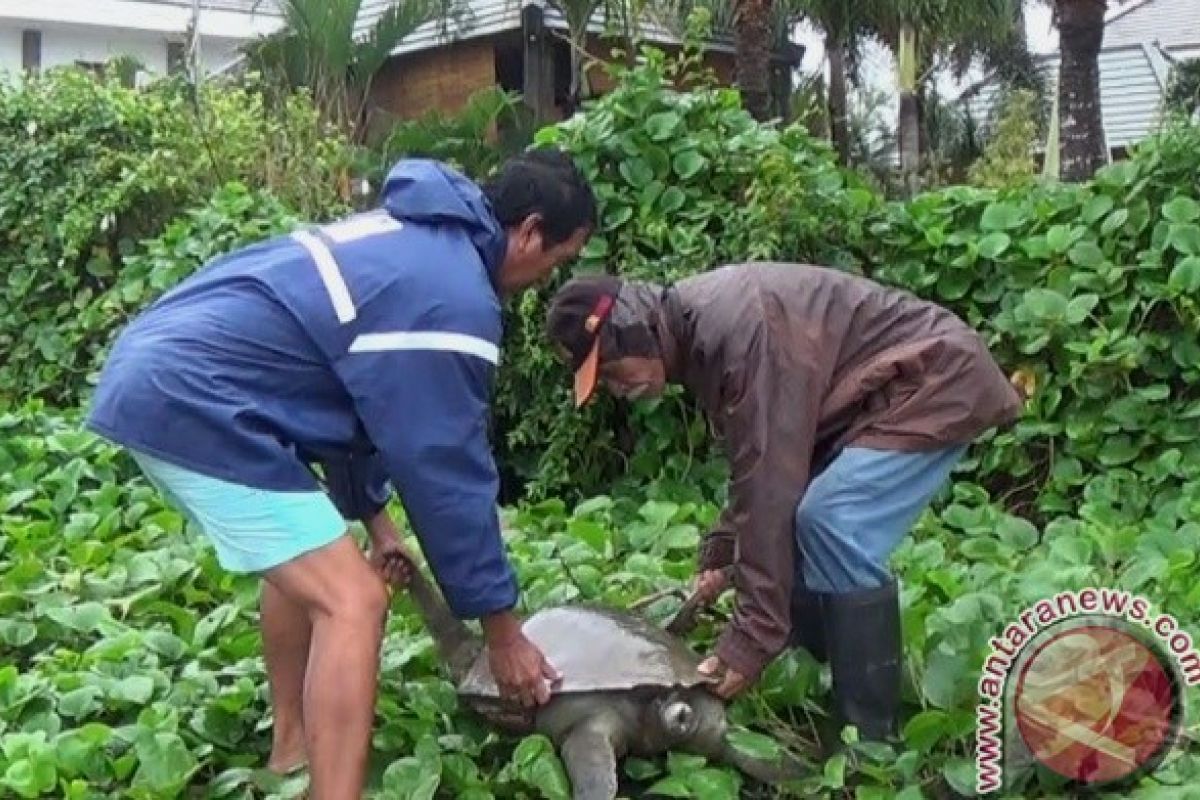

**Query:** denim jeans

left=794, top=444, right=967, bottom=594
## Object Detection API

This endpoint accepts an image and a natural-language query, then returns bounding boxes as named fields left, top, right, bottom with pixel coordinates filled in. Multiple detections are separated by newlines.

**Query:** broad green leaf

left=0, top=620, right=36, bottom=647
left=618, top=158, right=654, bottom=189
left=1068, top=241, right=1106, bottom=268
left=644, top=111, right=682, bottom=141
left=2, top=757, right=57, bottom=799
left=1023, top=288, right=1069, bottom=320
left=1168, top=223, right=1200, bottom=255
left=132, top=731, right=198, bottom=793
left=1065, top=293, right=1099, bottom=324
left=902, top=710, right=950, bottom=751
left=688, top=768, right=740, bottom=798
left=58, top=686, right=103, bottom=719
left=1046, top=224, right=1078, bottom=253
left=726, top=728, right=783, bottom=761
left=1098, top=435, right=1141, bottom=466
left=44, top=602, right=112, bottom=633
left=921, top=649, right=969, bottom=709
left=979, top=202, right=1024, bottom=231
left=1082, top=194, right=1115, bottom=224
left=659, top=187, right=686, bottom=214
left=567, top=518, right=608, bottom=554
left=996, top=516, right=1039, bottom=549
left=942, top=756, right=978, bottom=796
left=1163, top=196, right=1200, bottom=223
left=646, top=775, right=691, bottom=797
left=112, top=675, right=155, bottom=705
left=822, top=752, right=847, bottom=788
left=977, top=232, right=1010, bottom=259
left=1102, top=208, right=1130, bottom=236
left=512, top=735, right=570, bottom=800
left=672, top=150, right=707, bottom=181
left=1168, top=256, right=1200, bottom=292
left=381, top=757, right=440, bottom=800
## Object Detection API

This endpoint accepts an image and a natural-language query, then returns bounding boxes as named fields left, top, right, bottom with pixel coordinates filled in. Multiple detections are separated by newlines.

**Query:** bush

left=493, top=46, right=880, bottom=502
left=0, top=68, right=354, bottom=408
left=866, top=120, right=1200, bottom=519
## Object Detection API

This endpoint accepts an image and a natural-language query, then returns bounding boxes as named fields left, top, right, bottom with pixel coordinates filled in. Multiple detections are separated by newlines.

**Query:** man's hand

left=483, top=611, right=563, bottom=708
left=694, top=568, right=731, bottom=605
left=364, top=510, right=414, bottom=587
left=698, top=655, right=752, bottom=700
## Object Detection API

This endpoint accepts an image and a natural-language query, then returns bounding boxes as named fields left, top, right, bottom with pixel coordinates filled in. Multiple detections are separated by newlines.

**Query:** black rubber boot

left=788, top=582, right=828, bottom=663
left=820, top=579, right=903, bottom=742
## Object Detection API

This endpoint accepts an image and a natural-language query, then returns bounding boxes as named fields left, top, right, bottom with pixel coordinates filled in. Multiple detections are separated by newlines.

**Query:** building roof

left=1103, top=0, right=1198, bottom=51
left=961, top=0, right=1200, bottom=152
left=355, top=0, right=735, bottom=57
left=0, top=0, right=282, bottom=39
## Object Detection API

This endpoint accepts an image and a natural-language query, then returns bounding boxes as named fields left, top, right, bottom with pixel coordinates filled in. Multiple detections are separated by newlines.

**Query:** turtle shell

left=458, top=605, right=716, bottom=699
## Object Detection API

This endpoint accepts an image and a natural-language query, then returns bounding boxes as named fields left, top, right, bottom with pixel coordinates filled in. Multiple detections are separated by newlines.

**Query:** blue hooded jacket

left=86, top=160, right=518, bottom=619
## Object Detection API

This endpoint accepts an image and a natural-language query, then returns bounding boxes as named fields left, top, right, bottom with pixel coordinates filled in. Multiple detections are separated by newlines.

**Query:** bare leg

left=262, top=579, right=311, bottom=773
left=264, top=534, right=390, bottom=800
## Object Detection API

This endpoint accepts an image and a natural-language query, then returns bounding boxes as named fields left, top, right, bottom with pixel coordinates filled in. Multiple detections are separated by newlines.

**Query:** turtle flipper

left=560, top=714, right=623, bottom=800
left=717, top=737, right=808, bottom=784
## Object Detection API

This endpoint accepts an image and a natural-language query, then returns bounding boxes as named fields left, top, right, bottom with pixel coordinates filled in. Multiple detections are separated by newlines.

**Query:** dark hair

left=481, top=147, right=598, bottom=246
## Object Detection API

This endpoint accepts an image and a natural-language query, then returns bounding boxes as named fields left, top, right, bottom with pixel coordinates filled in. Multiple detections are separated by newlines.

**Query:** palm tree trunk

left=826, top=32, right=851, bottom=164
left=735, top=0, right=773, bottom=121
left=1056, top=0, right=1108, bottom=181
left=896, top=23, right=920, bottom=194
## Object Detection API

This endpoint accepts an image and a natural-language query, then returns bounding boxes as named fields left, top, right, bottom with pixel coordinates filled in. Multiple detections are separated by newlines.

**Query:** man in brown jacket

left=545, top=262, right=1023, bottom=741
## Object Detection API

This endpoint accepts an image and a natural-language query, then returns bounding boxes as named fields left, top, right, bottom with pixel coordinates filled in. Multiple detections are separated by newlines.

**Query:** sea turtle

left=403, top=566, right=804, bottom=800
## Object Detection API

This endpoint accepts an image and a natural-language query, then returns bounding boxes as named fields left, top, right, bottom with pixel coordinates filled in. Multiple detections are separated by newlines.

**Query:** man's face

left=599, top=356, right=667, bottom=401
left=497, top=215, right=591, bottom=294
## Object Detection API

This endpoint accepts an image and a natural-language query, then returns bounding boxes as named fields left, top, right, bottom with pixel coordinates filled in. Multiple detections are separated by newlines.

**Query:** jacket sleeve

left=329, top=296, right=518, bottom=620
left=319, top=450, right=393, bottom=521
left=698, top=508, right=736, bottom=571
left=711, top=320, right=824, bottom=680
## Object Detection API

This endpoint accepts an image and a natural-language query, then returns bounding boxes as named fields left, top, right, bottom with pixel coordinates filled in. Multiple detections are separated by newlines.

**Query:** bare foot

left=267, top=740, right=307, bottom=775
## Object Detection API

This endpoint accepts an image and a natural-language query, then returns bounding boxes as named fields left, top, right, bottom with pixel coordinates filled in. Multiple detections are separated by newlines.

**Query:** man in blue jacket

left=86, top=148, right=596, bottom=799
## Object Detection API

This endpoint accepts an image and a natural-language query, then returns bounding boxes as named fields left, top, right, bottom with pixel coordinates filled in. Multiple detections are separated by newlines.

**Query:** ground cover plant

left=2, top=43, right=1200, bottom=800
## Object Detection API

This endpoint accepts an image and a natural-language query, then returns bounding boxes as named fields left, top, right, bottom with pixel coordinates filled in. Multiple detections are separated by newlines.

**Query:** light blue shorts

left=130, top=451, right=348, bottom=574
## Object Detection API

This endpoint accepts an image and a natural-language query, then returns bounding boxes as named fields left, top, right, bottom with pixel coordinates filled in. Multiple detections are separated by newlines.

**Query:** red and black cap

left=546, top=275, right=623, bottom=407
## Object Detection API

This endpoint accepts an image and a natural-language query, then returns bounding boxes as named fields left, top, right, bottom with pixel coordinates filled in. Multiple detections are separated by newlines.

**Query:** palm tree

left=794, top=0, right=876, bottom=164
left=245, top=0, right=454, bottom=142
left=863, top=0, right=1028, bottom=194
left=734, top=0, right=775, bottom=120
left=1052, top=0, right=1108, bottom=180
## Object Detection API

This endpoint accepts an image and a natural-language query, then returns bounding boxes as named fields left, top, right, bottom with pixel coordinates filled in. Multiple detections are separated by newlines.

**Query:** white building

left=0, top=0, right=284, bottom=80
left=964, top=0, right=1200, bottom=156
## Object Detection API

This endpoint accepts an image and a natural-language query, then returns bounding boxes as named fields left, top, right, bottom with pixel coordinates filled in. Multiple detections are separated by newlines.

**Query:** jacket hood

left=378, top=159, right=507, bottom=277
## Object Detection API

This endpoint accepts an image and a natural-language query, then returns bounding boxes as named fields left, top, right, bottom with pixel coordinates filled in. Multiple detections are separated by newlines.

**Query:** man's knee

left=795, top=495, right=892, bottom=593
left=327, top=575, right=389, bottom=627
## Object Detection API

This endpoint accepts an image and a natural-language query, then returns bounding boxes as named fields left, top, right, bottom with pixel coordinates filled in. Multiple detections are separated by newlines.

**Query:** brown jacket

left=653, top=262, right=1023, bottom=678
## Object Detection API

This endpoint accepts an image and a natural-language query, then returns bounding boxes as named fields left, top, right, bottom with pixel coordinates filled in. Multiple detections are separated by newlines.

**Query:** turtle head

left=658, top=696, right=698, bottom=739
left=647, top=688, right=725, bottom=747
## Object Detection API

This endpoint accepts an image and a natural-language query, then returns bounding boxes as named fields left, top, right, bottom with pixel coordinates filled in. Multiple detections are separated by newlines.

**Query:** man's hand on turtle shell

left=698, top=656, right=751, bottom=700
left=483, top=613, right=563, bottom=708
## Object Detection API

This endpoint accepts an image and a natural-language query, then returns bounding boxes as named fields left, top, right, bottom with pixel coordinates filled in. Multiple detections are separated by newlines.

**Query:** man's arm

left=319, top=449, right=393, bottom=524
left=710, top=322, right=824, bottom=683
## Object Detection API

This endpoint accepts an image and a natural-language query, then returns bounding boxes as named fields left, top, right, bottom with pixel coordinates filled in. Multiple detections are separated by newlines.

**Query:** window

left=22, top=30, right=41, bottom=73
left=167, top=41, right=187, bottom=75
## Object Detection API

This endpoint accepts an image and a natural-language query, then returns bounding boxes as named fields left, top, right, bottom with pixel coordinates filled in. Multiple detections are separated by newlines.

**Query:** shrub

left=0, top=68, right=354, bottom=408
left=493, top=46, right=879, bottom=502
left=866, top=120, right=1200, bottom=520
